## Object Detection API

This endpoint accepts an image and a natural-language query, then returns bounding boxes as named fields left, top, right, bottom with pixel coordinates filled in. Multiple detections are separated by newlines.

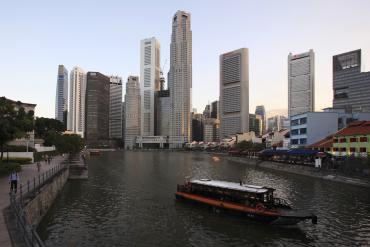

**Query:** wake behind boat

left=175, top=179, right=317, bottom=225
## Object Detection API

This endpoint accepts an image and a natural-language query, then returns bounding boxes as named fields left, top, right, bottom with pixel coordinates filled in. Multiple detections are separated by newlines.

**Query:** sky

left=1, top=0, right=370, bottom=118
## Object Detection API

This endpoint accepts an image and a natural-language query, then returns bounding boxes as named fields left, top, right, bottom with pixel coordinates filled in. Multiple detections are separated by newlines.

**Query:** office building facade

left=219, top=48, right=249, bottom=138
left=288, top=50, right=315, bottom=117
left=211, top=100, right=219, bottom=119
left=140, top=37, right=161, bottom=136
left=109, top=76, right=123, bottom=139
left=124, top=76, right=141, bottom=149
left=55, top=65, right=68, bottom=128
left=85, top=72, right=110, bottom=147
left=68, top=66, right=86, bottom=137
left=255, top=105, right=266, bottom=134
left=156, top=90, right=170, bottom=136
left=169, top=10, right=192, bottom=148
left=333, top=49, right=370, bottom=113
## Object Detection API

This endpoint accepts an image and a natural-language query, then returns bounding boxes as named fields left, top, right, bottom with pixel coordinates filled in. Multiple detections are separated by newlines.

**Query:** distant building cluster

left=53, top=10, right=370, bottom=154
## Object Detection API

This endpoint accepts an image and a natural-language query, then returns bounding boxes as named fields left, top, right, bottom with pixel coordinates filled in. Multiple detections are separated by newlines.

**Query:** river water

left=38, top=151, right=370, bottom=246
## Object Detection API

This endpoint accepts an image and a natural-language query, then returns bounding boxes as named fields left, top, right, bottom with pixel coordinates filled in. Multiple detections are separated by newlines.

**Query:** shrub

left=0, top=157, right=32, bottom=164
left=0, top=162, right=21, bottom=176
left=5, top=145, right=36, bottom=152
left=34, top=150, right=59, bottom=162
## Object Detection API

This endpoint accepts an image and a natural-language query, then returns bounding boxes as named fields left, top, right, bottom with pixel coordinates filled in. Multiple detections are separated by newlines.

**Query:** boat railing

left=274, top=197, right=291, bottom=208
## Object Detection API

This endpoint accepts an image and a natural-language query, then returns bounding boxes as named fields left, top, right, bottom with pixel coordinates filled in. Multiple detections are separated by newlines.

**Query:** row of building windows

left=291, top=117, right=307, bottom=126
left=333, top=137, right=368, bottom=143
left=290, top=128, right=307, bottom=136
left=291, top=138, right=307, bottom=145
left=333, top=147, right=367, bottom=152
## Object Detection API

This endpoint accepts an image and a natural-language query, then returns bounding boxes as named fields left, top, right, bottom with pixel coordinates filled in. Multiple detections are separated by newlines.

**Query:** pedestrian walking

left=9, top=170, right=20, bottom=194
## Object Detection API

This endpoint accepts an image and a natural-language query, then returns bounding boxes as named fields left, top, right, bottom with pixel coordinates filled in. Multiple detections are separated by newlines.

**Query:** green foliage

left=34, top=117, right=65, bottom=138
left=6, top=145, right=36, bottom=152
left=34, top=150, right=59, bottom=162
left=0, top=157, right=32, bottom=164
left=0, top=162, right=21, bottom=176
left=234, top=140, right=266, bottom=151
left=0, top=97, right=35, bottom=160
left=56, top=134, right=85, bottom=154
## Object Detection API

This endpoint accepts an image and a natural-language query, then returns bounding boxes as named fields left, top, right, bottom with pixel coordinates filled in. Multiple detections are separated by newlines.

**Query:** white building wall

left=124, top=76, right=141, bottom=149
left=288, top=50, right=315, bottom=118
left=169, top=10, right=192, bottom=148
left=219, top=48, right=249, bottom=138
left=109, top=76, right=123, bottom=139
left=67, top=66, right=86, bottom=137
left=140, top=37, right=161, bottom=136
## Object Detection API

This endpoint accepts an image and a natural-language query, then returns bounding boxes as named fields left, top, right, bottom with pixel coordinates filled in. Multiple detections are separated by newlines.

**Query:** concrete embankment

left=226, top=156, right=370, bottom=188
left=23, top=168, right=69, bottom=226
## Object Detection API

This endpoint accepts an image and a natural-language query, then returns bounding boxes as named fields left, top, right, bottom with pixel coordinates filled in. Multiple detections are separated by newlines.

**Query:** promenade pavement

left=0, top=156, right=65, bottom=247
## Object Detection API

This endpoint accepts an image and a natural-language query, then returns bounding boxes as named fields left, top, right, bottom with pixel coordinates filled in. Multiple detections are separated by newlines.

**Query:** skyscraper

left=85, top=72, right=110, bottom=147
left=124, top=76, right=141, bottom=149
left=140, top=37, right=161, bottom=136
left=288, top=50, right=315, bottom=117
left=156, top=89, right=170, bottom=136
left=255, top=105, right=266, bottom=134
left=169, top=10, right=192, bottom=148
left=210, top=100, right=219, bottom=119
left=55, top=65, right=68, bottom=128
left=219, top=48, right=249, bottom=138
left=109, top=76, right=123, bottom=139
left=333, top=49, right=370, bottom=113
left=68, top=66, right=86, bottom=137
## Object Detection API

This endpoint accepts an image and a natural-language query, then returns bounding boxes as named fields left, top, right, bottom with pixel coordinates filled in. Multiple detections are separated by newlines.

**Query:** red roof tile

left=335, top=121, right=370, bottom=136
left=307, top=135, right=333, bottom=148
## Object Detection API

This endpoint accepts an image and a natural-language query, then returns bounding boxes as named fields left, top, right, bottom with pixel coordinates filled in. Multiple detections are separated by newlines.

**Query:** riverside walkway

left=0, top=156, right=65, bottom=247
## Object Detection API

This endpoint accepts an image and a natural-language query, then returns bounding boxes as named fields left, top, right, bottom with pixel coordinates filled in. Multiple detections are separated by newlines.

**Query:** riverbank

left=0, top=156, right=65, bottom=247
left=226, top=156, right=370, bottom=188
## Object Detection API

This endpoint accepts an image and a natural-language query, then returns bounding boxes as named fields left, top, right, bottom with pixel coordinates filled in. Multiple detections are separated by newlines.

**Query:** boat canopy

left=191, top=179, right=269, bottom=194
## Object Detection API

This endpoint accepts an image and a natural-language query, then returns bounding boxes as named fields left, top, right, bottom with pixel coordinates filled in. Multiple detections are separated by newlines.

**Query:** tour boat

left=175, top=179, right=317, bottom=225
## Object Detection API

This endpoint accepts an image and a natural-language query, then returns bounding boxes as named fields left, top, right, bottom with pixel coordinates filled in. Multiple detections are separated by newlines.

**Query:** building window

left=333, top=147, right=338, bottom=151
left=291, top=119, right=299, bottom=126
left=300, top=128, right=307, bottom=134
left=349, top=147, right=356, bottom=153
left=360, top=137, right=368, bottom=142
left=339, top=138, right=346, bottom=143
left=291, top=139, right=299, bottom=145
left=340, top=147, right=346, bottom=152
left=333, top=138, right=338, bottom=143
left=299, top=138, right=307, bottom=145
left=325, top=148, right=331, bottom=152
left=349, top=137, right=357, bottom=142
left=360, top=147, right=367, bottom=153
left=300, top=117, right=307, bottom=125
left=291, top=129, right=299, bottom=136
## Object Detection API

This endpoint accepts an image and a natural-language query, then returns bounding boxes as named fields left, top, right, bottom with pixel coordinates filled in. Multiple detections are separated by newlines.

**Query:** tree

left=0, top=97, right=34, bottom=160
left=34, top=117, right=65, bottom=138
left=55, top=134, right=85, bottom=154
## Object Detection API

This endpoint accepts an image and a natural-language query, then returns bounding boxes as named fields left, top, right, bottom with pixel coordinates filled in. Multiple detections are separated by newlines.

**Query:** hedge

left=0, top=162, right=21, bottom=176
left=0, top=157, right=32, bottom=164
left=5, top=145, right=36, bottom=152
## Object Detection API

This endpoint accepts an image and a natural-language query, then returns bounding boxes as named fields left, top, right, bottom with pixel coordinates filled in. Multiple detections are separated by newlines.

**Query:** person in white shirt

left=9, top=170, right=20, bottom=194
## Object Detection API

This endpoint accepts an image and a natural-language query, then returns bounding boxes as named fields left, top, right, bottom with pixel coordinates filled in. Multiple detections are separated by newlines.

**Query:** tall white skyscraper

left=219, top=48, right=249, bottom=138
left=169, top=10, right=192, bottom=148
left=288, top=49, right=315, bottom=117
left=140, top=37, right=161, bottom=136
left=55, top=65, right=68, bottom=127
left=124, top=76, right=141, bottom=149
left=67, top=66, right=86, bottom=137
left=109, top=76, right=123, bottom=139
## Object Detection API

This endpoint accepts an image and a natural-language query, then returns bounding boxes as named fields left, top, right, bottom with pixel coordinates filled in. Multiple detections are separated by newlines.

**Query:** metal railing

left=9, top=162, right=68, bottom=247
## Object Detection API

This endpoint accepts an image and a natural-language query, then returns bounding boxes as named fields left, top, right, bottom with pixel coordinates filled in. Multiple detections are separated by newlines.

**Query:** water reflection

left=38, top=151, right=370, bottom=246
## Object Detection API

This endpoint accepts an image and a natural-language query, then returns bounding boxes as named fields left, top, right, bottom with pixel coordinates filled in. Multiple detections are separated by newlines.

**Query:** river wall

left=226, top=157, right=370, bottom=188
left=23, top=168, right=69, bottom=226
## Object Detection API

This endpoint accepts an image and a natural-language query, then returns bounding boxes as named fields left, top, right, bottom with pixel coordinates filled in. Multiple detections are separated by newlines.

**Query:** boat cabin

left=185, top=179, right=275, bottom=206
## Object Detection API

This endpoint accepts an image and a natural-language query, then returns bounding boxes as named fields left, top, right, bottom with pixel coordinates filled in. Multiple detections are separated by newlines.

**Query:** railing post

left=33, top=177, right=36, bottom=192
left=20, top=184, right=22, bottom=204
left=27, top=180, right=30, bottom=193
